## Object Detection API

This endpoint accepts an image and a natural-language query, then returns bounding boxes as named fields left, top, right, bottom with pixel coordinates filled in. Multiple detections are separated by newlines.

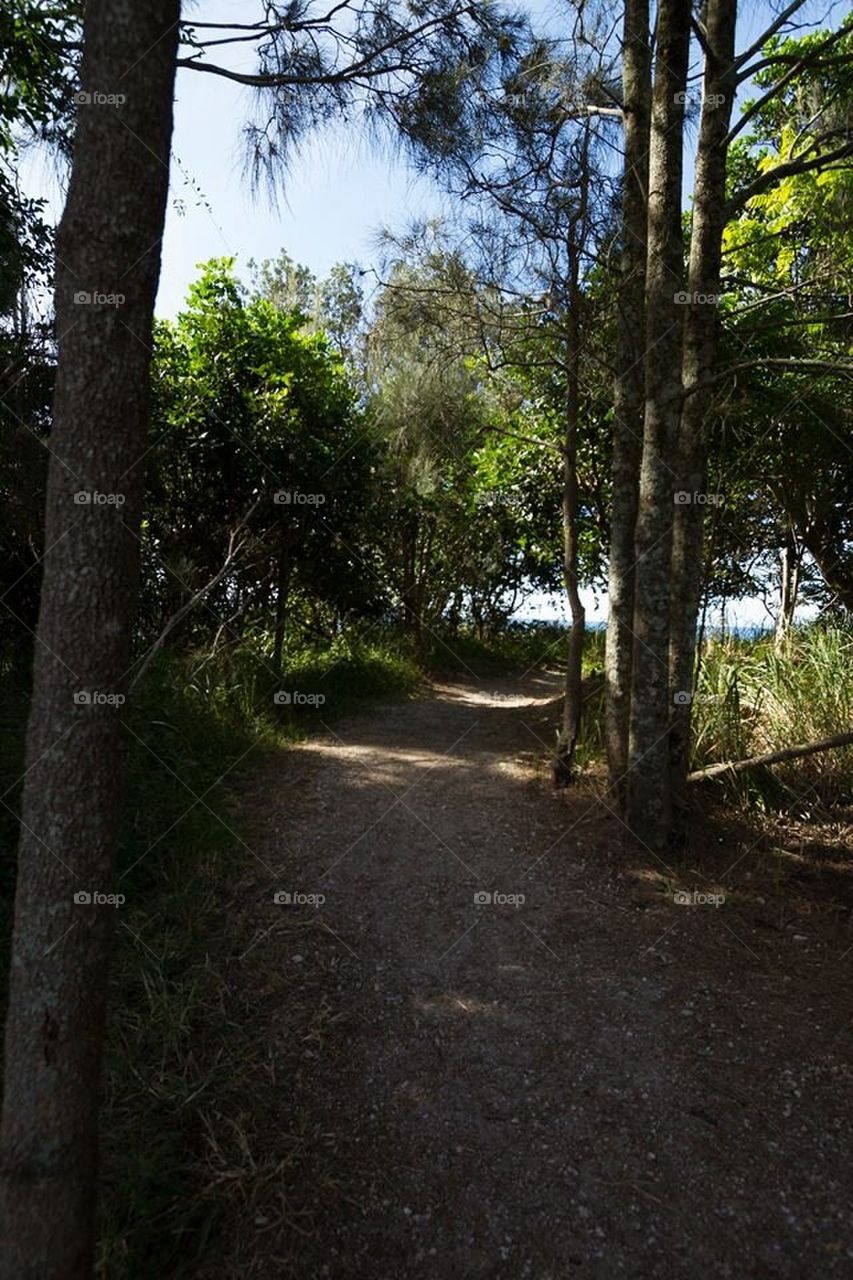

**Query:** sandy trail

left=205, top=673, right=852, bottom=1279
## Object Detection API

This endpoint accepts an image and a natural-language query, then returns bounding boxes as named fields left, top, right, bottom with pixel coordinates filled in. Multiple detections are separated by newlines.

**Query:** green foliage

left=143, top=258, right=382, bottom=643
left=707, top=18, right=853, bottom=616
left=0, top=0, right=80, bottom=308
left=691, top=624, right=853, bottom=807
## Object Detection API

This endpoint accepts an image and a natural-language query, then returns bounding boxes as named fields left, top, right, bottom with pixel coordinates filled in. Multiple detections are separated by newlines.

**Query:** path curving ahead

left=205, top=674, right=853, bottom=1279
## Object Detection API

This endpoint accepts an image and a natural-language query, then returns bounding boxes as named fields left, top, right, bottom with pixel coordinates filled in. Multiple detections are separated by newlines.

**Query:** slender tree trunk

left=0, top=4, right=179, bottom=1276
left=801, top=528, right=853, bottom=613
left=775, top=530, right=800, bottom=648
left=272, top=546, right=293, bottom=673
left=625, top=0, right=692, bottom=850
left=668, top=0, right=738, bottom=823
left=555, top=153, right=589, bottom=787
left=604, top=0, right=651, bottom=809
left=400, top=511, right=419, bottom=635
left=554, top=310, right=586, bottom=786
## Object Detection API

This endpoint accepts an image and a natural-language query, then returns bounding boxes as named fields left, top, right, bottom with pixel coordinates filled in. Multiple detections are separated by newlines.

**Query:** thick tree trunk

left=0, top=3, right=179, bottom=1276
left=668, top=0, right=738, bottom=823
left=624, top=0, right=692, bottom=850
left=604, top=0, right=651, bottom=809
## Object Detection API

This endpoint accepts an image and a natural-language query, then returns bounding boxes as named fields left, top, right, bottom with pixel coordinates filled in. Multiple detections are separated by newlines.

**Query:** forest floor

left=194, top=671, right=853, bottom=1278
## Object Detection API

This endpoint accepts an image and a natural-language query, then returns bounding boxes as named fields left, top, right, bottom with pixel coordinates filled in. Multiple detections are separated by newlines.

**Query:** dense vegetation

left=0, top=1, right=851, bottom=1276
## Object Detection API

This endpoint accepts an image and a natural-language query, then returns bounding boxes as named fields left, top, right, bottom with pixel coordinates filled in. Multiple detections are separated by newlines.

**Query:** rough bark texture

left=668, top=0, right=738, bottom=823
left=604, top=0, right=651, bottom=809
left=554, top=148, right=591, bottom=788
left=625, top=0, right=691, bottom=850
left=0, top=3, right=179, bottom=1276
left=554, top=308, right=586, bottom=787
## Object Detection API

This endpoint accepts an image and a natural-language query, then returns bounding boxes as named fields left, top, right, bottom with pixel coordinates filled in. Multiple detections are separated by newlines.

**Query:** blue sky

left=26, top=0, right=841, bottom=322
left=150, top=0, right=840, bottom=628
left=157, top=0, right=562, bottom=316
left=154, top=0, right=844, bottom=314
left=26, top=0, right=842, bottom=626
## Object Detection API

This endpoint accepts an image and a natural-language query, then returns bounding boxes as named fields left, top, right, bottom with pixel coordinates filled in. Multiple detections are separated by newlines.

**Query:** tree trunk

left=668, top=0, right=738, bottom=824
left=272, top=546, right=293, bottom=673
left=604, top=0, right=651, bottom=810
left=554, top=312, right=586, bottom=786
left=801, top=527, right=853, bottom=613
left=0, top=3, right=179, bottom=1276
left=775, top=530, right=800, bottom=648
left=555, top=154, right=589, bottom=787
left=624, top=0, right=692, bottom=850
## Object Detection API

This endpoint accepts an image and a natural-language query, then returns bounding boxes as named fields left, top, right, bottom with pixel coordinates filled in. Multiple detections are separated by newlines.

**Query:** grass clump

left=691, top=622, right=853, bottom=807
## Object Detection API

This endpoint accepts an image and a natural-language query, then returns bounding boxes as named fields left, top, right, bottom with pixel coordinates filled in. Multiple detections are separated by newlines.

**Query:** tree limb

left=129, top=500, right=260, bottom=690
left=688, top=729, right=853, bottom=783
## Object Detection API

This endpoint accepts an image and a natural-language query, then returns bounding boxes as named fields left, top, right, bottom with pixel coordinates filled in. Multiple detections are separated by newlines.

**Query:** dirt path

left=204, top=674, right=853, bottom=1278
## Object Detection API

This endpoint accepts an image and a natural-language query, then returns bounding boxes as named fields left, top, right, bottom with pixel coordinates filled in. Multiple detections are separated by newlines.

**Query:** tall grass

left=691, top=623, right=853, bottom=806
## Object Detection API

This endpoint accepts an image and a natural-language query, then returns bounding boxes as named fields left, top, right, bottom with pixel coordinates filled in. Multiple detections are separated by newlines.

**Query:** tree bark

left=688, top=729, right=853, bottom=783
left=555, top=135, right=591, bottom=787
left=668, top=0, right=738, bottom=824
left=0, top=3, right=179, bottom=1276
left=625, top=0, right=692, bottom=850
left=273, top=542, right=294, bottom=673
left=604, top=0, right=651, bottom=809
left=554, top=292, right=586, bottom=786
left=801, top=527, right=853, bottom=613
left=775, top=530, right=800, bottom=648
